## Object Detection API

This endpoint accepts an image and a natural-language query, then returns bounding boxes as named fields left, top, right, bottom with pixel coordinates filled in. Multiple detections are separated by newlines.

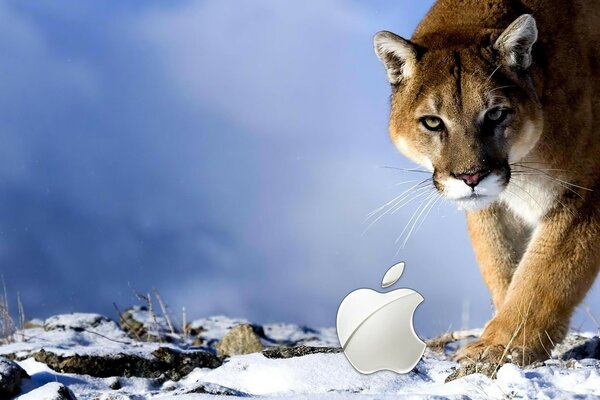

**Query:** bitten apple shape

left=336, top=262, right=426, bottom=374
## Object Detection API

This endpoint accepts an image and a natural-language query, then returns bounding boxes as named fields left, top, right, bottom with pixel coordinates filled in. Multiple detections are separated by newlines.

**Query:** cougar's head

left=374, top=15, right=542, bottom=210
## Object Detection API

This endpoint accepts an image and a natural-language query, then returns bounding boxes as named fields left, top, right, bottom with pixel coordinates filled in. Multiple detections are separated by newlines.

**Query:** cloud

left=138, top=0, right=377, bottom=138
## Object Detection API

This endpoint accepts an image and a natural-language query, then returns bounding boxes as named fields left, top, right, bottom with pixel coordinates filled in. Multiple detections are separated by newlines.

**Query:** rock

left=216, top=324, right=264, bottom=357
left=23, top=319, right=44, bottom=330
left=106, top=377, right=121, bottom=390
left=445, top=361, right=498, bottom=382
left=33, top=347, right=221, bottom=381
left=187, top=316, right=260, bottom=349
left=555, top=335, right=600, bottom=360
left=191, top=335, right=204, bottom=346
left=263, top=345, right=342, bottom=359
left=168, top=382, right=247, bottom=396
left=151, top=347, right=222, bottom=380
left=17, top=382, right=76, bottom=400
left=0, top=356, right=28, bottom=397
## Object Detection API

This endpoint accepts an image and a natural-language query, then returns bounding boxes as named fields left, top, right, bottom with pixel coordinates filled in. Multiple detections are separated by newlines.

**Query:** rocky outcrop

left=33, top=347, right=221, bottom=381
left=263, top=345, right=342, bottom=359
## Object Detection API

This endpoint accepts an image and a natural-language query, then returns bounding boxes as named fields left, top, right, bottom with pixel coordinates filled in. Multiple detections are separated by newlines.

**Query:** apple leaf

left=381, top=262, right=405, bottom=288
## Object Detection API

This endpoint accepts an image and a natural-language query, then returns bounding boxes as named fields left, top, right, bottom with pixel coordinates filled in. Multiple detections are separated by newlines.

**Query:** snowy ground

left=0, top=312, right=599, bottom=399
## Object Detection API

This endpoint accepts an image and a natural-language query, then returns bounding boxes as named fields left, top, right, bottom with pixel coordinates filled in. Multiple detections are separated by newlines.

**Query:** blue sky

left=1, top=0, right=598, bottom=337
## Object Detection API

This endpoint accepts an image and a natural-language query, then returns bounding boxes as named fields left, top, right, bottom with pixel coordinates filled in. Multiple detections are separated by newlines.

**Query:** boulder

left=216, top=324, right=264, bottom=357
left=0, top=356, right=28, bottom=397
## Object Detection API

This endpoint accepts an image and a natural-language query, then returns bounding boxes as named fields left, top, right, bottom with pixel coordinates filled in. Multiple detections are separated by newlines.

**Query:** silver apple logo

left=336, top=262, right=426, bottom=374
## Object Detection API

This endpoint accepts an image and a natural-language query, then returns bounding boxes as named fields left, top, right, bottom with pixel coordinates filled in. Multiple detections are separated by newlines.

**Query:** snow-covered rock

left=0, top=356, right=28, bottom=397
left=16, top=382, right=76, bottom=400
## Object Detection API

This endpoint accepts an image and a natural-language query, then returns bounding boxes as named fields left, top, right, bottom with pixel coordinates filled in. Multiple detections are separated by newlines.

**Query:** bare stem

left=153, top=289, right=176, bottom=335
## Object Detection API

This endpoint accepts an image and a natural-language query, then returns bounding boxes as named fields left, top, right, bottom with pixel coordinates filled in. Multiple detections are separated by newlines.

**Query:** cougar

left=373, top=0, right=600, bottom=376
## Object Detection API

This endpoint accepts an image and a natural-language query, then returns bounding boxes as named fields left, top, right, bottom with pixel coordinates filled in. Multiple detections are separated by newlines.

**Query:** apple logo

left=336, top=262, right=426, bottom=374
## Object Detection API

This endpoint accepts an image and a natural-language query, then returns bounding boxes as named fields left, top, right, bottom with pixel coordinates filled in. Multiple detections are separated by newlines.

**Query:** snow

left=261, top=322, right=338, bottom=347
left=167, top=351, right=598, bottom=399
left=0, top=312, right=598, bottom=399
left=0, top=313, right=163, bottom=359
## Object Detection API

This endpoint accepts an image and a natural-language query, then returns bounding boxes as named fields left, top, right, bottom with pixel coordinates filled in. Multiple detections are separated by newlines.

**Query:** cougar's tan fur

left=373, top=0, right=600, bottom=371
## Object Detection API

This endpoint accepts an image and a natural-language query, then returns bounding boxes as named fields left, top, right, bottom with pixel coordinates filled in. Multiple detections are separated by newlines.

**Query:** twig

left=0, top=278, right=15, bottom=342
left=538, top=332, right=552, bottom=359
left=113, top=303, right=142, bottom=341
left=492, top=296, right=534, bottom=378
left=1, top=276, right=8, bottom=315
left=182, top=307, right=189, bottom=337
left=491, top=318, right=526, bottom=378
left=81, top=328, right=137, bottom=345
left=583, top=302, right=600, bottom=334
left=153, top=289, right=176, bottom=335
left=147, top=292, right=163, bottom=344
left=426, top=329, right=482, bottom=351
left=17, top=292, right=25, bottom=341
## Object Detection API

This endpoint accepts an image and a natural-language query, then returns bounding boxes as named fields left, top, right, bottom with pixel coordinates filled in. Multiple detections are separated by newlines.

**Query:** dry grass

left=0, top=276, right=18, bottom=343
left=583, top=302, right=600, bottom=335
left=153, top=289, right=176, bottom=336
left=114, top=288, right=197, bottom=344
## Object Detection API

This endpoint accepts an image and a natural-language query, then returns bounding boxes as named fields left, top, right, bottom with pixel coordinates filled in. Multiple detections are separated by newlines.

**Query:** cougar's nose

left=454, top=170, right=490, bottom=188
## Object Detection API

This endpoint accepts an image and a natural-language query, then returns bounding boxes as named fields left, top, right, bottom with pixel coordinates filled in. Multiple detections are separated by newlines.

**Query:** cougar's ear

left=494, top=14, right=538, bottom=69
left=373, top=31, right=418, bottom=85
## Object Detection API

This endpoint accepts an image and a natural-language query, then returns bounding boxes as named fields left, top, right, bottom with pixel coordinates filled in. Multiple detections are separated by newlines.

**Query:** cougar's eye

left=485, top=108, right=508, bottom=123
left=420, top=116, right=444, bottom=131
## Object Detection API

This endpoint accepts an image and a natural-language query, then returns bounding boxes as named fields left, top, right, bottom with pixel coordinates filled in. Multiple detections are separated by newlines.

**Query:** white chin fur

left=441, top=174, right=505, bottom=210
left=454, top=195, right=497, bottom=210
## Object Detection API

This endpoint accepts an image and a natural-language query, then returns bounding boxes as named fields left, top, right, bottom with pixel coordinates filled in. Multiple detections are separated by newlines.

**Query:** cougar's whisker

left=506, top=180, right=543, bottom=211
left=363, top=182, right=433, bottom=235
left=381, top=166, right=431, bottom=174
left=512, top=164, right=592, bottom=194
left=486, top=85, right=517, bottom=93
left=363, top=187, right=433, bottom=235
left=365, top=178, right=431, bottom=220
left=485, top=64, right=501, bottom=82
left=510, top=177, right=577, bottom=217
left=390, top=184, right=435, bottom=214
left=414, top=193, right=443, bottom=235
left=399, top=192, right=440, bottom=249
left=389, top=179, right=422, bottom=188
left=395, top=191, right=437, bottom=246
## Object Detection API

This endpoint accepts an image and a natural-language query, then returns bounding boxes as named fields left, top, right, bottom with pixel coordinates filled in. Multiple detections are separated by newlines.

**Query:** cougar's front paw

left=446, top=339, right=506, bottom=381
left=446, top=331, right=549, bottom=382
left=454, top=339, right=506, bottom=365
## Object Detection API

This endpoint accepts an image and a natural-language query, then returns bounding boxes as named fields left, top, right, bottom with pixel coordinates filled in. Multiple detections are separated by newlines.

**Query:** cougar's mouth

left=436, top=171, right=508, bottom=210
